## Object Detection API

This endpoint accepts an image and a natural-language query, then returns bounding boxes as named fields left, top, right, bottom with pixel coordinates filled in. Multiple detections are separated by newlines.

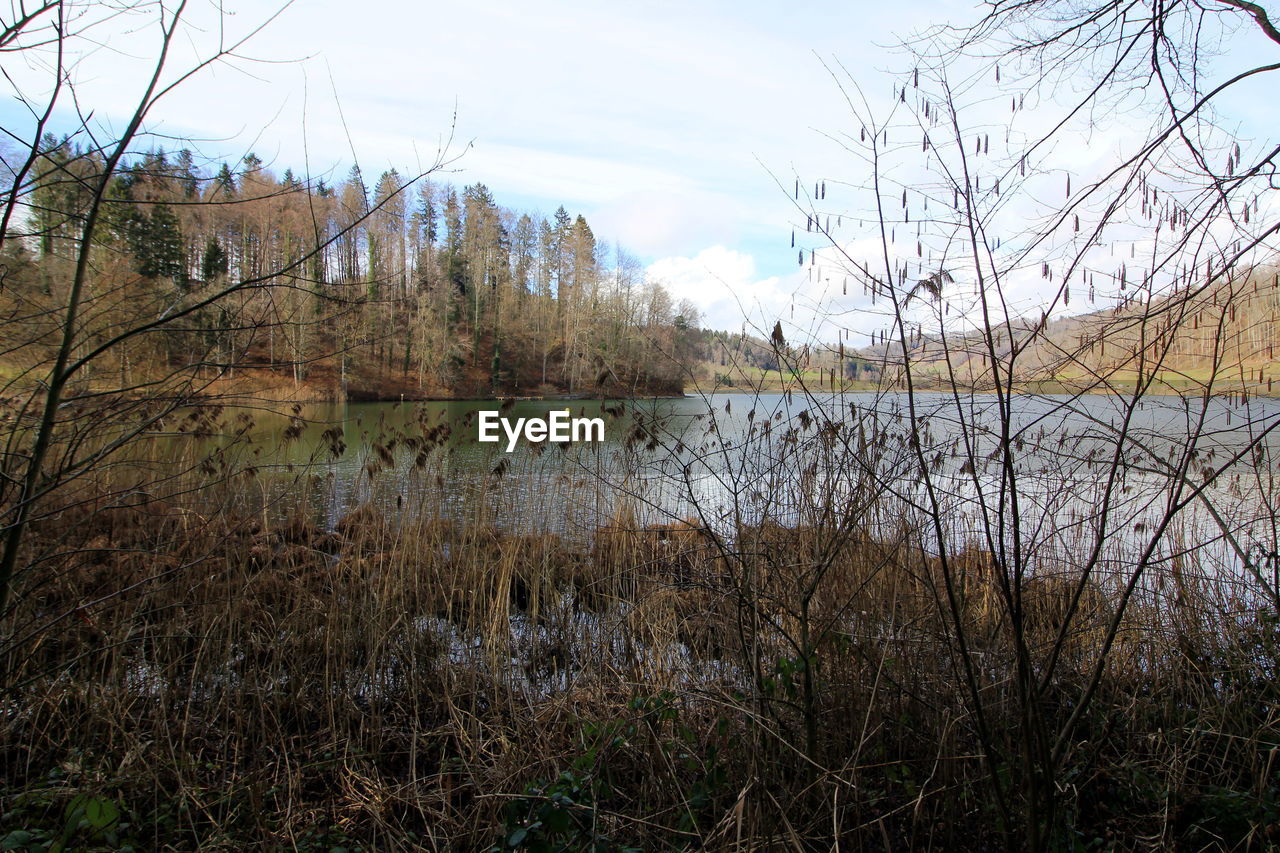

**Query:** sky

left=3, top=0, right=1278, bottom=340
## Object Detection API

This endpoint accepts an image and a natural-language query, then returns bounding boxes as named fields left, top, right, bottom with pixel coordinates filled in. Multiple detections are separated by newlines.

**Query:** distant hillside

left=847, top=267, right=1280, bottom=396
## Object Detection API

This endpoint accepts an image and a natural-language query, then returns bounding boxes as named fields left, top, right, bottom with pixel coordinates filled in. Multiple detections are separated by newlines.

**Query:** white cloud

left=647, top=244, right=890, bottom=339
left=648, top=246, right=785, bottom=333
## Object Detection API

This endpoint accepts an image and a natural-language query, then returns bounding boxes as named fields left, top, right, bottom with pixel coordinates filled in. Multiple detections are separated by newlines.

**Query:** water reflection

left=161, top=390, right=1280, bottom=590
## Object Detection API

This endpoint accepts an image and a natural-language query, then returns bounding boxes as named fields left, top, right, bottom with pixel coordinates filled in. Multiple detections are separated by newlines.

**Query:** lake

left=156, top=389, right=1280, bottom=593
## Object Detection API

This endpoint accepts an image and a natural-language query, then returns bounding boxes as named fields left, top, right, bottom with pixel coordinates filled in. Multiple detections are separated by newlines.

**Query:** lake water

left=163, top=389, right=1280, bottom=593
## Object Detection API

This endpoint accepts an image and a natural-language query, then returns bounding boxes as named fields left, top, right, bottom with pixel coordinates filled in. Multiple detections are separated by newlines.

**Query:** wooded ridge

left=3, top=142, right=706, bottom=403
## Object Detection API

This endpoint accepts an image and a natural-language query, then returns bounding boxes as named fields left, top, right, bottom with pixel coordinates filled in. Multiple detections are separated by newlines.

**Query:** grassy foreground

left=1, top=479, right=1276, bottom=851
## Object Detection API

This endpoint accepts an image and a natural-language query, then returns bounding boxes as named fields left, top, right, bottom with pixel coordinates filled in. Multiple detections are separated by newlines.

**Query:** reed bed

left=0, top=402, right=1277, bottom=851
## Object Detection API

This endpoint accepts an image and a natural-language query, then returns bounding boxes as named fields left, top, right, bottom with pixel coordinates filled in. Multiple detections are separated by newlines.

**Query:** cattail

left=791, top=230, right=795, bottom=248
left=913, top=67, right=919, bottom=87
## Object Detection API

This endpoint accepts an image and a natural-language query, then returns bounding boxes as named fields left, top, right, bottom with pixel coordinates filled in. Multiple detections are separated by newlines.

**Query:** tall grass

left=1, top=398, right=1277, bottom=851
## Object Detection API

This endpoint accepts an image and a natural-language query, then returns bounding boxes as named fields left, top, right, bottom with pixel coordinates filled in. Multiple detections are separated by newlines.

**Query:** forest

left=5, top=141, right=705, bottom=402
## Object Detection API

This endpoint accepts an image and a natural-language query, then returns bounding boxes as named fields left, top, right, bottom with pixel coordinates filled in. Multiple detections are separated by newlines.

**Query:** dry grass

left=0, top=409, right=1277, bottom=852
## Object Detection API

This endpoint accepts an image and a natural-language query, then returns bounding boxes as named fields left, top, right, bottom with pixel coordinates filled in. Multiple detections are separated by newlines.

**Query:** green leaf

left=2, top=830, right=35, bottom=851
left=544, top=808, right=571, bottom=834
left=83, top=797, right=120, bottom=831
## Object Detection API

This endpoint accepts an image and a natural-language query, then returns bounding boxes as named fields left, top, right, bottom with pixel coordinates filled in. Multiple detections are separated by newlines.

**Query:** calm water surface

left=165, top=390, right=1280, bottom=585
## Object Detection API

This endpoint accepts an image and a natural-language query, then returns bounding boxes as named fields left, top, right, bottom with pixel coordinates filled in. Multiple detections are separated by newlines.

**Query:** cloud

left=648, top=246, right=785, bottom=333
left=647, top=244, right=886, bottom=339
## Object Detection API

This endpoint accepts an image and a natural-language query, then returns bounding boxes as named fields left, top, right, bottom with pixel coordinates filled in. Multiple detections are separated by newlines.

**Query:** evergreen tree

left=201, top=237, right=228, bottom=281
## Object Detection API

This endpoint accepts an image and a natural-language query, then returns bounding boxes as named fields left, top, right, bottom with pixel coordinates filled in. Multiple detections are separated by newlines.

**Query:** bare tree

left=0, top=1, right=454, bottom=680
left=758, top=1, right=1280, bottom=846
